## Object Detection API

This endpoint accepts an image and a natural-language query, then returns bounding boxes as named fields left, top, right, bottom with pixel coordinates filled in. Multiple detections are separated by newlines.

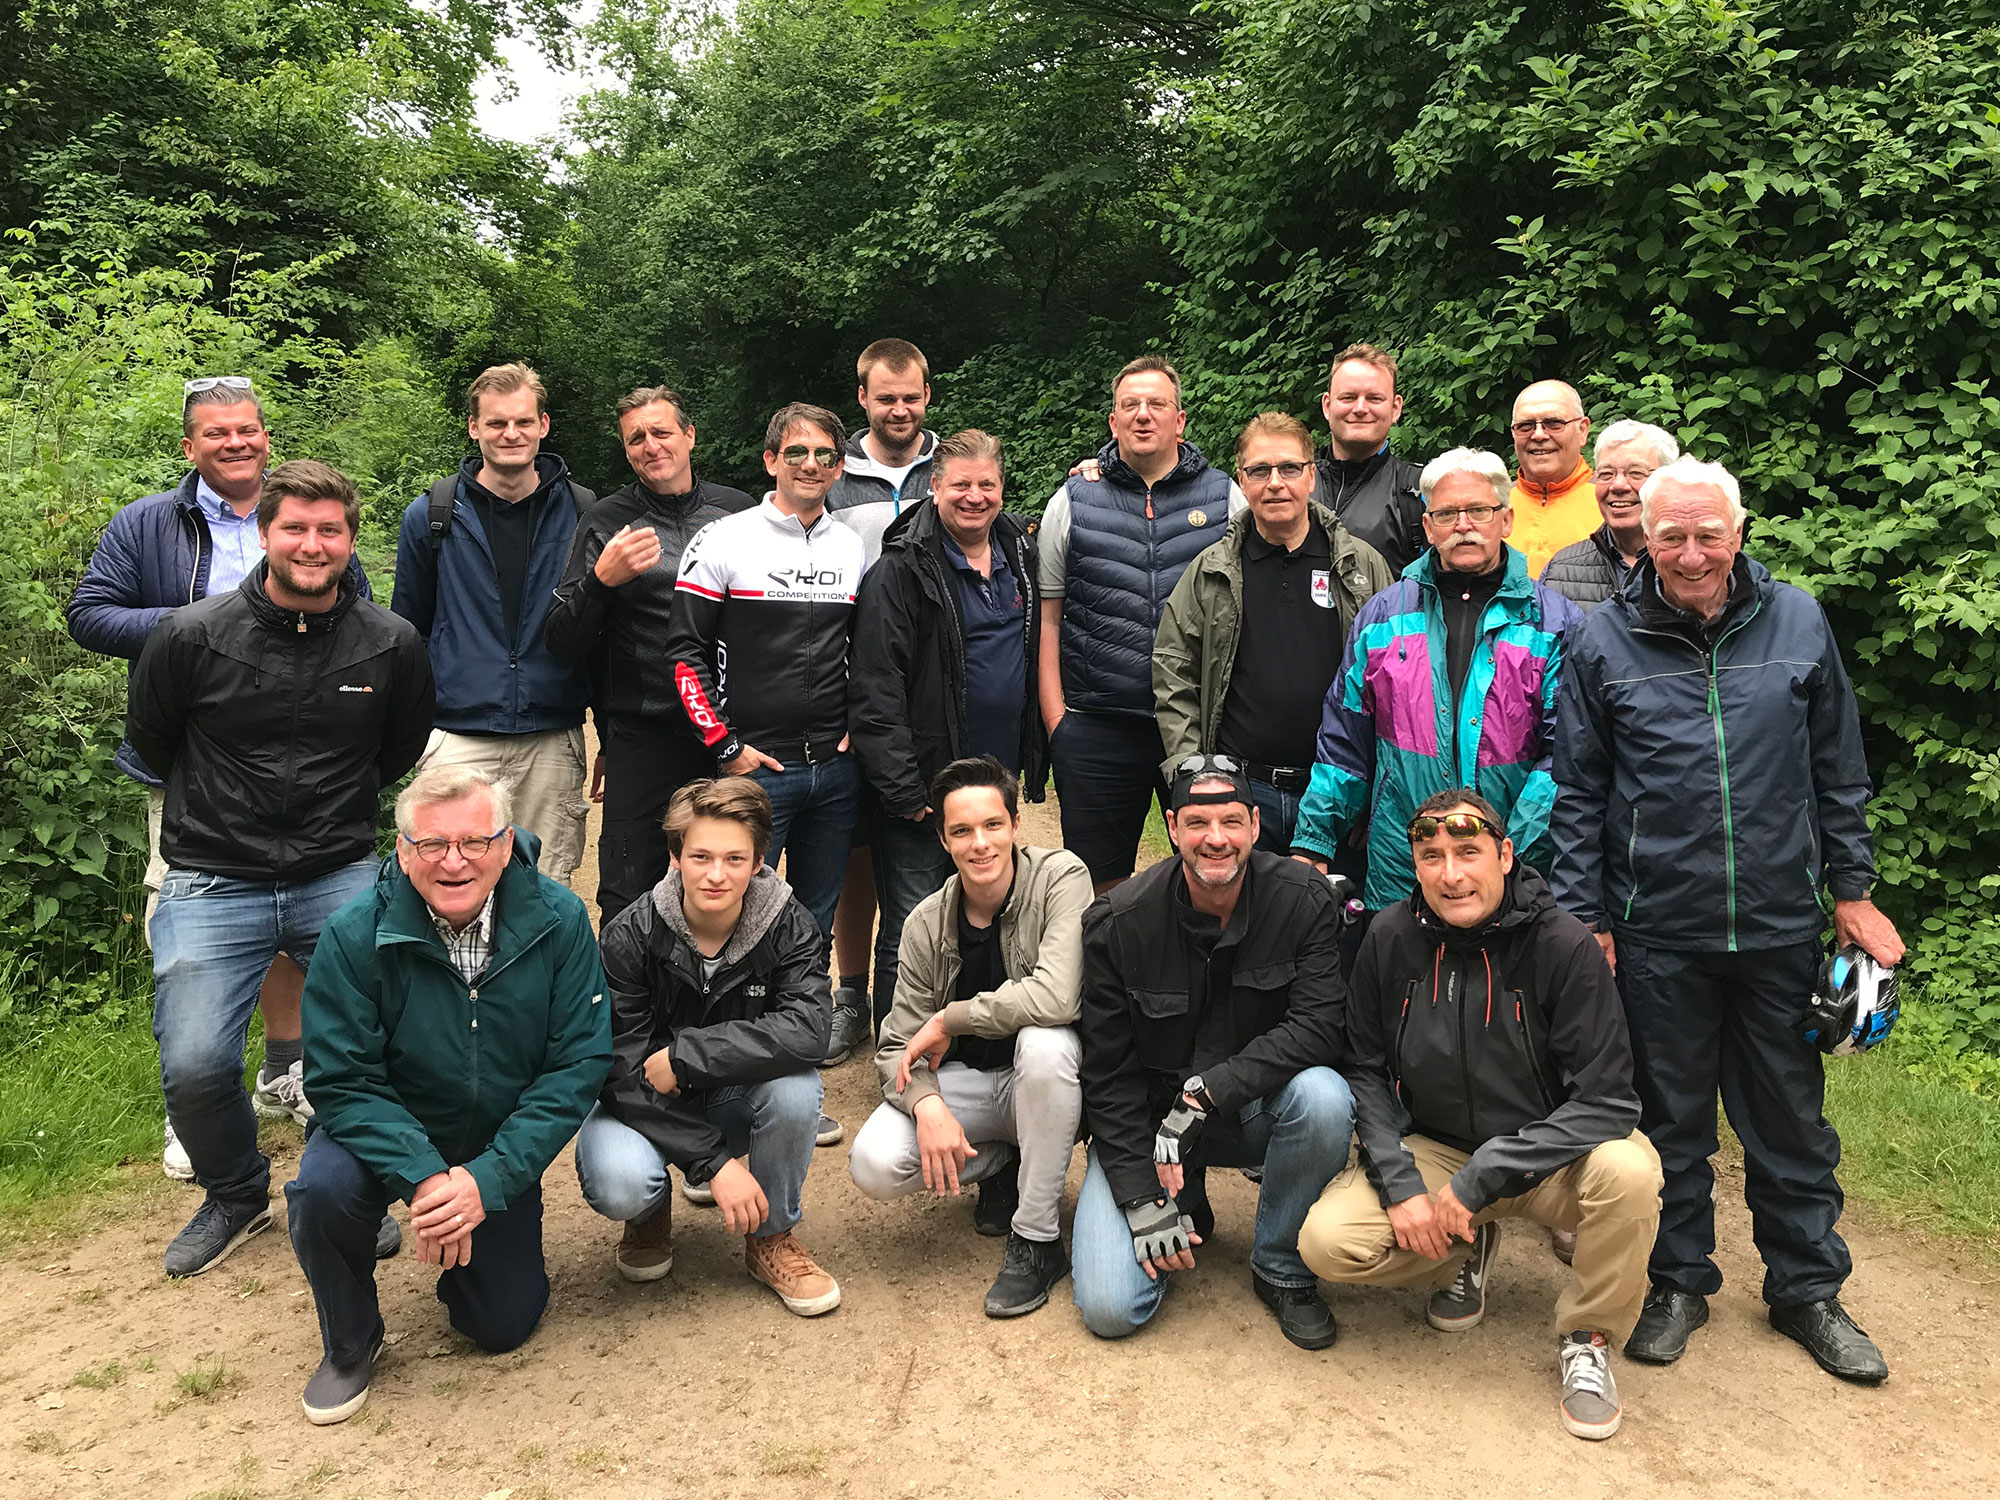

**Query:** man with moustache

left=1311, top=344, right=1429, bottom=574
left=546, top=386, right=755, bottom=923
left=1543, top=422, right=1680, bottom=610
left=1071, top=756, right=1353, bottom=1348
left=127, top=460, right=434, bottom=1277
left=1507, top=379, right=1599, bottom=578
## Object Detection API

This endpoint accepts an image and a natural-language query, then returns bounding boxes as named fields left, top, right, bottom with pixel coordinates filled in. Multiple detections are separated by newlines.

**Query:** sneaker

left=815, top=1113, right=844, bottom=1147
left=162, top=1122, right=195, bottom=1182
left=681, top=1175, right=716, bottom=1206
left=745, top=1230, right=841, bottom=1316
left=164, top=1197, right=272, bottom=1277
left=984, top=1232, right=1069, bottom=1318
left=1427, top=1221, right=1500, bottom=1331
left=1624, top=1285, right=1708, bottom=1364
left=1551, top=1227, right=1577, bottom=1265
left=1252, top=1272, right=1338, bottom=1350
left=615, top=1202, right=674, bottom=1283
left=302, top=1330, right=383, bottom=1426
left=252, top=1060, right=313, bottom=1124
left=822, top=997, right=872, bottom=1067
left=1558, top=1330, right=1622, bottom=1440
left=972, top=1152, right=1019, bottom=1238
left=1769, top=1297, right=1889, bottom=1385
left=374, top=1213, right=401, bottom=1260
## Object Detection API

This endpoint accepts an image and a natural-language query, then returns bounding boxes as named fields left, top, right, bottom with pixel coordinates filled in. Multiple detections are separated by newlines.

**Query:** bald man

left=1508, top=381, right=1597, bottom=578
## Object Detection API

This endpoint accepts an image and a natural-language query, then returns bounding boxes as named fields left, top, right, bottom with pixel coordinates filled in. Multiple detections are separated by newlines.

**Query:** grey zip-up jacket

left=873, top=844, right=1093, bottom=1111
left=1152, top=500, right=1394, bottom=780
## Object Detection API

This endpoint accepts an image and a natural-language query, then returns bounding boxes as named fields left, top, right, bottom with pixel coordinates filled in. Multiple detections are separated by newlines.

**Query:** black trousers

left=597, top=721, right=716, bottom=926
left=1616, top=939, right=1850, bottom=1307
left=1048, top=710, right=1168, bottom=884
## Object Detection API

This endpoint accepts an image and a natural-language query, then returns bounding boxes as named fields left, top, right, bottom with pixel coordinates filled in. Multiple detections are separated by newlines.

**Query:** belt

left=1247, top=763, right=1311, bottom=792
left=761, top=735, right=847, bottom=766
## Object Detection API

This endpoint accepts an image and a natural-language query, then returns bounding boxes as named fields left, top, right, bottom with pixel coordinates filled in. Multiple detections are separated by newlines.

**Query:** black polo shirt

left=1217, top=524, right=1345, bottom=770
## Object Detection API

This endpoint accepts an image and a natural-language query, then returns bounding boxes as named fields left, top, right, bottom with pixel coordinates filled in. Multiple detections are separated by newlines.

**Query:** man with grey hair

left=1292, top=448, right=1581, bottom=912
left=1552, top=455, right=1904, bottom=1385
left=1508, top=379, right=1598, bottom=577
left=287, top=763, right=611, bottom=1425
left=1544, top=421, right=1681, bottom=609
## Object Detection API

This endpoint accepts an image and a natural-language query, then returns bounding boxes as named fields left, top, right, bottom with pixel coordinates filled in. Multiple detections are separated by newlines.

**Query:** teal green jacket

left=302, top=832, right=612, bottom=1210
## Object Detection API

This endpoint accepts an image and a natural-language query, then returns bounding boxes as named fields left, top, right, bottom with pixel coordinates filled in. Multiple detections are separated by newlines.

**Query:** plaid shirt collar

left=430, top=891, right=497, bottom=983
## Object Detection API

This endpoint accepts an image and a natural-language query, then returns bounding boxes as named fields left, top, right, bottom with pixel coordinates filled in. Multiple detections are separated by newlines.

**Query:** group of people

left=66, top=338, right=1905, bottom=1440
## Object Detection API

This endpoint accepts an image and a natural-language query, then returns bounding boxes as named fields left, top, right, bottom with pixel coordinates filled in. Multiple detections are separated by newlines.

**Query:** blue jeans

left=149, top=859, right=376, bottom=1207
left=751, top=755, right=862, bottom=937
left=868, top=810, right=956, bottom=1028
left=1071, top=1066, right=1355, bottom=1338
left=286, top=1128, right=548, bottom=1367
left=1248, top=777, right=1302, bottom=855
left=574, top=1072, right=823, bottom=1238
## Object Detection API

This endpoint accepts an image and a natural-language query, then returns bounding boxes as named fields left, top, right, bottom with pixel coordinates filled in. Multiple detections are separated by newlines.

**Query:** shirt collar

left=196, top=474, right=260, bottom=523
left=432, top=889, right=496, bottom=944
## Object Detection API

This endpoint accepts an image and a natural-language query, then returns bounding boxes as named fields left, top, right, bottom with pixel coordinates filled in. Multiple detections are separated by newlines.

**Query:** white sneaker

left=162, top=1122, right=195, bottom=1182
left=252, top=1060, right=313, bottom=1124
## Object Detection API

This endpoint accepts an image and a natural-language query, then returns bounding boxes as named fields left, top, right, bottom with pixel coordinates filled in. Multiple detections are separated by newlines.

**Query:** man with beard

left=128, top=460, right=434, bottom=1277
left=1072, top=756, right=1353, bottom=1348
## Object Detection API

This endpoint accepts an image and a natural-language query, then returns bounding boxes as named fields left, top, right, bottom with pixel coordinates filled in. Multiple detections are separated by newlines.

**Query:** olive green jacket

left=1152, top=501, right=1394, bottom=779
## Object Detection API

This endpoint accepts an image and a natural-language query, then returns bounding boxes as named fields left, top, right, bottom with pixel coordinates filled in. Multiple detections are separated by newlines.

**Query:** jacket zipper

left=1450, top=954, right=1476, bottom=1145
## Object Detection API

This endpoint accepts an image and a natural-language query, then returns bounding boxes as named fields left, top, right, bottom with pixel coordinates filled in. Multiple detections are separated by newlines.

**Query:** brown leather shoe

left=615, top=1201, right=673, bottom=1283
left=745, top=1230, right=841, bottom=1316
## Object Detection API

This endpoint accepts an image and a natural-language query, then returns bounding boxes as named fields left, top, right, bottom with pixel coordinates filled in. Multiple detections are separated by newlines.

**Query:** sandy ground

left=5, top=794, right=1998, bottom=1499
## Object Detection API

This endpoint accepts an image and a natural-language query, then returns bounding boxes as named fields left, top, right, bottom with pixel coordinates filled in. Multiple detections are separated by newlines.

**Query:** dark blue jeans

left=868, top=809, right=957, bottom=1028
left=1616, top=939, right=1849, bottom=1307
left=1248, top=777, right=1301, bottom=854
left=750, top=753, right=862, bottom=937
left=1049, top=711, right=1167, bottom=884
left=286, top=1130, right=549, bottom=1368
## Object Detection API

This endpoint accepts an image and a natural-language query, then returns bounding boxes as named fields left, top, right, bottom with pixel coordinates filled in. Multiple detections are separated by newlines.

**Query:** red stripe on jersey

left=676, top=581, right=725, bottom=600
left=675, top=661, right=729, bottom=745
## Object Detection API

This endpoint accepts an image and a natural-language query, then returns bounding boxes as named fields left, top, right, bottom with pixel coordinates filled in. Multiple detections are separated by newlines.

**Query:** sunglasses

left=777, top=445, right=840, bottom=468
left=1176, top=753, right=1243, bottom=776
left=1240, top=461, right=1311, bottom=482
left=1407, top=811, right=1500, bottom=842
left=184, top=375, right=254, bottom=402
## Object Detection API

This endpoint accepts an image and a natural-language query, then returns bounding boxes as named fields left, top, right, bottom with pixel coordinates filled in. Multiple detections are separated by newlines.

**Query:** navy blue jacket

left=67, top=471, right=371, bottom=785
left=392, top=457, right=589, bottom=736
left=1550, top=555, right=1876, bottom=952
left=1059, top=440, right=1232, bottom=715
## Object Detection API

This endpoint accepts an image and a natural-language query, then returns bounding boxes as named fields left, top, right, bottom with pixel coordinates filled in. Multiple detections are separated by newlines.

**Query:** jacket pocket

left=1130, top=987, right=1191, bottom=1069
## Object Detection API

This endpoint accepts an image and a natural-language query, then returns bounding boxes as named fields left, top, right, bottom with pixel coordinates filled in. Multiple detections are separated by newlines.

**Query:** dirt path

left=5, top=795, right=1997, bottom=1499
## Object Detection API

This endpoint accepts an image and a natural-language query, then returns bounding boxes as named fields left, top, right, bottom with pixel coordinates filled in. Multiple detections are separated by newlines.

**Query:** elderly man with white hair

left=1542, top=420, right=1681, bottom=609
left=1551, top=456, right=1904, bottom=1386
left=285, top=765, right=612, bottom=1426
left=1292, top=448, right=1582, bottom=913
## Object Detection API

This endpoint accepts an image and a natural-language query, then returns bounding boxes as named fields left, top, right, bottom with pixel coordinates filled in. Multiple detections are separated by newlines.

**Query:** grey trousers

left=847, top=1026, right=1082, bottom=1242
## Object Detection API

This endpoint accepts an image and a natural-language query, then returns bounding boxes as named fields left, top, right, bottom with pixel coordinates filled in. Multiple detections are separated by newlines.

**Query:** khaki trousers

left=416, top=727, right=590, bottom=882
left=1299, top=1130, right=1663, bottom=1341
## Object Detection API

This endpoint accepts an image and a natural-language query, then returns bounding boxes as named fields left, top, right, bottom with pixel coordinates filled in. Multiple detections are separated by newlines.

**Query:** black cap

left=1169, top=753, right=1254, bottom=812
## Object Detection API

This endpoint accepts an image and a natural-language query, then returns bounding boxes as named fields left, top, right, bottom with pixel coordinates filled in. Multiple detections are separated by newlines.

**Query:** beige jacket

left=874, top=844, right=1093, bottom=1111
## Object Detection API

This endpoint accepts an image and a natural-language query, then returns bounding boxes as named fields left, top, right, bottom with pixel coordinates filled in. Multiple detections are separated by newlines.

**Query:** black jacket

left=1550, top=555, right=1876, bottom=950
left=1311, top=446, right=1427, bottom=576
left=597, top=869, right=833, bottom=1184
left=1346, top=864, right=1640, bottom=1213
left=126, top=565, right=435, bottom=882
left=1541, top=525, right=1629, bottom=610
left=544, top=477, right=749, bottom=727
left=848, top=500, right=1048, bottom=811
left=1078, top=851, right=1348, bottom=1208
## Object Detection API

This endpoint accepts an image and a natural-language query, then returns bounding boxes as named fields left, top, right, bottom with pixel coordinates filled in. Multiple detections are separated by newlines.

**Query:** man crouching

left=288, top=766, right=612, bottom=1425
left=576, top=778, right=841, bottom=1316
left=1299, top=790, right=1662, bottom=1440
left=848, top=755, right=1093, bottom=1317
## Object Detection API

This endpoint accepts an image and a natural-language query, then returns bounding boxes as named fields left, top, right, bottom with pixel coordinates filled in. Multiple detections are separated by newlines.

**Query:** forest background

left=1, top=0, right=1996, bottom=1238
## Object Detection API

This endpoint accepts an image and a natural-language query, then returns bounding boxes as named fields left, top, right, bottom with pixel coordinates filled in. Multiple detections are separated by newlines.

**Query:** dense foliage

left=5, top=0, right=1995, bottom=1058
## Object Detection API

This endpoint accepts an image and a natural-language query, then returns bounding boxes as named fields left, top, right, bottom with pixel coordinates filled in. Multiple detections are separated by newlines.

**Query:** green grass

left=1826, top=1047, right=2000, bottom=1257
left=1140, top=803, right=1173, bottom=863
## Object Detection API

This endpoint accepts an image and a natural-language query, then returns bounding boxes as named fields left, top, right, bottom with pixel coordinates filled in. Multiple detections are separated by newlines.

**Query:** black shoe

left=1624, top=1285, right=1708, bottom=1365
left=1178, top=1166, right=1215, bottom=1242
left=972, top=1152, right=1020, bottom=1238
left=374, top=1213, right=402, bottom=1260
left=822, top=998, right=872, bottom=1066
left=163, top=1197, right=272, bottom=1277
left=1769, top=1298, right=1888, bottom=1385
left=984, top=1232, right=1069, bottom=1318
left=302, top=1330, right=384, bottom=1426
left=1253, top=1273, right=1338, bottom=1351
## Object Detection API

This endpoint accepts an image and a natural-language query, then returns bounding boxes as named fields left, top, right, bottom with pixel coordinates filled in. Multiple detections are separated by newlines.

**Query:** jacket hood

left=840, top=429, right=937, bottom=484
left=458, top=451, right=572, bottom=502
left=651, top=866, right=794, bottom=966
left=1095, top=437, right=1213, bottom=490
left=372, top=824, right=546, bottom=941
left=1409, top=861, right=1555, bottom=947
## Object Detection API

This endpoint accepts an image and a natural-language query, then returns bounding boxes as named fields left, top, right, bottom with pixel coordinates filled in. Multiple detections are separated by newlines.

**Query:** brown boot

left=745, top=1229, right=841, bottom=1316
left=615, top=1201, right=673, bottom=1283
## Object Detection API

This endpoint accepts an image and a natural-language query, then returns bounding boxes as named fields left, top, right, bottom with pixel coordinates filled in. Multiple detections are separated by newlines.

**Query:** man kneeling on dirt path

left=1299, top=790, right=1662, bottom=1442
left=576, top=777, right=843, bottom=1317
left=288, top=766, right=612, bottom=1426
left=1072, top=755, right=1354, bottom=1348
left=848, top=756, right=1092, bottom=1318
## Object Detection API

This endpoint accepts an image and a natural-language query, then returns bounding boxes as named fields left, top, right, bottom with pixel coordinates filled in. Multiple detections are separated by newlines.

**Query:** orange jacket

left=1509, top=459, right=1598, bottom=578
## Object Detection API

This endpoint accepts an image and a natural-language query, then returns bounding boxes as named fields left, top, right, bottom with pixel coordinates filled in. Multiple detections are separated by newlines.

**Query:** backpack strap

left=568, top=481, right=596, bottom=510
left=425, top=474, right=459, bottom=549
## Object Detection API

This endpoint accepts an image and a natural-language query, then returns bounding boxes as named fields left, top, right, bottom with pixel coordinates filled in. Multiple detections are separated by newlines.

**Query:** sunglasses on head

left=183, top=375, right=254, bottom=405
left=1407, top=811, right=1500, bottom=843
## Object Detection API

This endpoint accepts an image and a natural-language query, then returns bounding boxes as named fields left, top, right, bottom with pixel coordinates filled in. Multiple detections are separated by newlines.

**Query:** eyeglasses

left=1239, top=461, right=1311, bottom=482
left=1115, top=398, right=1180, bottom=416
left=777, top=445, right=840, bottom=468
left=1593, top=467, right=1655, bottom=486
left=1424, top=503, right=1507, bottom=527
left=402, top=828, right=508, bottom=862
left=1511, top=416, right=1579, bottom=436
left=1407, top=812, right=1500, bottom=842
left=184, top=375, right=254, bottom=400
